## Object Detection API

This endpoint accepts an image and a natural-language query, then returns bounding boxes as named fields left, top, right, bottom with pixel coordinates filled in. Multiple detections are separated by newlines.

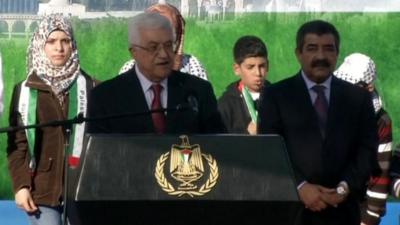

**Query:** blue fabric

left=27, top=205, right=62, bottom=225
left=0, top=200, right=399, bottom=225
left=0, top=201, right=62, bottom=225
left=382, top=202, right=400, bottom=225
left=0, top=200, right=28, bottom=225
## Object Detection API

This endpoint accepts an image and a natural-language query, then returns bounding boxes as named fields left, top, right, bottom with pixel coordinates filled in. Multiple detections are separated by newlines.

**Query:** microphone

left=173, top=91, right=199, bottom=113
left=187, top=95, right=199, bottom=113
left=175, top=102, right=190, bottom=111
left=174, top=97, right=197, bottom=112
left=176, top=81, right=198, bottom=113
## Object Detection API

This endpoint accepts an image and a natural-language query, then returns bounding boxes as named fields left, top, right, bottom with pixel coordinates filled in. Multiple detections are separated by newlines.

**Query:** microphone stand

left=62, top=124, right=71, bottom=225
left=0, top=105, right=192, bottom=225
left=0, top=105, right=192, bottom=133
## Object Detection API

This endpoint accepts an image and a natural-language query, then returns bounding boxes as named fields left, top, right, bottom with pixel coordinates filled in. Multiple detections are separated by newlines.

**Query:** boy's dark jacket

left=218, top=80, right=270, bottom=134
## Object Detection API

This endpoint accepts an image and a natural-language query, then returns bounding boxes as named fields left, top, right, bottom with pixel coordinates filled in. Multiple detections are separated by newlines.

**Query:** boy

left=218, top=35, right=270, bottom=134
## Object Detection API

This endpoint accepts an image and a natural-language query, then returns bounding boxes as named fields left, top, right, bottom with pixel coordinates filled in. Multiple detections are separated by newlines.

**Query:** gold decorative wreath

left=155, top=152, right=219, bottom=197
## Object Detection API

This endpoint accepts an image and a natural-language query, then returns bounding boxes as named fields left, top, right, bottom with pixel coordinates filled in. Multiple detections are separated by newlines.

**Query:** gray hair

left=128, top=12, right=175, bottom=47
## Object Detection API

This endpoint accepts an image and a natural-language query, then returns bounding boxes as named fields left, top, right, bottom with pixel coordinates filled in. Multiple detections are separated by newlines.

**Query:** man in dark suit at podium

left=88, top=13, right=224, bottom=134
left=258, top=20, right=378, bottom=225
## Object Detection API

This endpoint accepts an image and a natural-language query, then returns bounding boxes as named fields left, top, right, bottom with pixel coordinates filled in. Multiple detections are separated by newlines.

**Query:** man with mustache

left=258, top=20, right=378, bottom=225
left=88, top=13, right=224, bottom=134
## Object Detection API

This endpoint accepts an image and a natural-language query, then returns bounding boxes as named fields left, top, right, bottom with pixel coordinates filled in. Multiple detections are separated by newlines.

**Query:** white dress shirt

left=301, top=71, right=332, bottom=105
left=135, top=65, right=168, bottom=110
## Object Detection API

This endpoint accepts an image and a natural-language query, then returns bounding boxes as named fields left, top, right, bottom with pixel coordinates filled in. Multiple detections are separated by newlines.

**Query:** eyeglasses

left=131, top=42, right=175, bottom=54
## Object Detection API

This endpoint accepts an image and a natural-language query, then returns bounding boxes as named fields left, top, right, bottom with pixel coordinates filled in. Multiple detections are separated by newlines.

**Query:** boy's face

left=234, top=56, right=268, bottom=93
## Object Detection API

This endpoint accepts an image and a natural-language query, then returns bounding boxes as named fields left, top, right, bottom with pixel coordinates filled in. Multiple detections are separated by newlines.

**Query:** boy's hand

left=247, top=122, right=257, bottom=135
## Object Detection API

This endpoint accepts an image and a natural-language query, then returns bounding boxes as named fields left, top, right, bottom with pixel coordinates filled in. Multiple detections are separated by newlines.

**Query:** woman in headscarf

left=119, top=3, right=209, bottom=80
left=7, top=14, right=96, bottom=225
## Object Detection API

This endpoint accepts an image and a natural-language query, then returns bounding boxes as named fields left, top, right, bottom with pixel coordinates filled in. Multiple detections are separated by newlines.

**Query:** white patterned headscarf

left=27, top=14, right=80, bottom=96
left=334, top=53, right=382, bottom=113
left=334, top=53, right=376, bottom=85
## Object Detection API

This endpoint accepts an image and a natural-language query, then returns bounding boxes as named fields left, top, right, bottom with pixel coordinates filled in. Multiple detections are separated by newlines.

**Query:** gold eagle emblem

left=155, top=135, right=219, bottom=197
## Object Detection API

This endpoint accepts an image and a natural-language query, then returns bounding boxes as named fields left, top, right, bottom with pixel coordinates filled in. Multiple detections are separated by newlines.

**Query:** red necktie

left=312, top=85, right=328, bottom=136
left=151, top=84, right=166, bottom=134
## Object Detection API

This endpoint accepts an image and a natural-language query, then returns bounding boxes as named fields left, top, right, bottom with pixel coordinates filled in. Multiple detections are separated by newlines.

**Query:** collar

left=249, top=91, right=260, bottom=100
left=237, top=81, right=261, bottom=100
left=25, top=73, right=53, bottom=92
left=301, top=70, right=332, bottom=90
left=135, top=65, right=168, bottom=92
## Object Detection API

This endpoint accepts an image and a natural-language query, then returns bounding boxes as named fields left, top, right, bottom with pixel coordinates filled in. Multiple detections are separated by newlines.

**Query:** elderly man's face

left=296, top=33, right=338, bottom=83
left=131, top=27, right=175, bottom=82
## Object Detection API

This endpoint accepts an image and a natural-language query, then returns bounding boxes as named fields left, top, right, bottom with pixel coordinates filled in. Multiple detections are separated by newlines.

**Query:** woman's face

left=44, top=30, right=72, bottom=67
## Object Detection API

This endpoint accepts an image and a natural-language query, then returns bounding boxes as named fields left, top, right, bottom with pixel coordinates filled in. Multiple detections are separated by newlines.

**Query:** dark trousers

left=300, top=200, right=360, bottom=225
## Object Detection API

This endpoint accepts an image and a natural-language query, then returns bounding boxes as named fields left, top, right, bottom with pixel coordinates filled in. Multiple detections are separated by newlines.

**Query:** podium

left=67, top=134, right=301, bottom=225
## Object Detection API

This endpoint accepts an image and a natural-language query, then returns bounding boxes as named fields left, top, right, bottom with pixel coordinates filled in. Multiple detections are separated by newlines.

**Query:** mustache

left=311, top=59, right=330, bottom=68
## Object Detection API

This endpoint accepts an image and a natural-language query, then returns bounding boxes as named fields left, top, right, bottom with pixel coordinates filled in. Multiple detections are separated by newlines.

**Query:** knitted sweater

left=361, top=108, right=392, bottom=225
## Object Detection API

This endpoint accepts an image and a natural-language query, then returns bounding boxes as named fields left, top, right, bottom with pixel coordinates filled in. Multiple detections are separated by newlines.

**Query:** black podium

left=67, top=134, right=302, bottom=225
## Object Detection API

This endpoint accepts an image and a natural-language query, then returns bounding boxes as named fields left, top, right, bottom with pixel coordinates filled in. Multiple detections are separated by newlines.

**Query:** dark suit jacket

left=258, top=72, right=378, bottom=224
left=87, top=69, right=224, bottom=134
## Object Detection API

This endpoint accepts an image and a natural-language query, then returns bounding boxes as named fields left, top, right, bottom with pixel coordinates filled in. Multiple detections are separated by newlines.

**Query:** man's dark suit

left=88, top=69, right=224, bottom=134
left=258, top=72, right=378, bottom=225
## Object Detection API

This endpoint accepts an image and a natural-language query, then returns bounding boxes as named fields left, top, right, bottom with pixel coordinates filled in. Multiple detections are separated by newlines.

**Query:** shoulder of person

left=80, top=69, right=101, bottom=87
left=264, top=79, right=272, bottom=86
left=333, top=76, right=370, bottom=97
left=265, top=73, right=298, bottom=93
left=8, top=80, right=26, bottom=112
left=171, top=70, right=209, bottom=87
left=184, top=54, right=203, bottom=66
left=89, top=73, right=131, bottom=101
left=14, top=80, right=24, bottom=89
left=183, top=54, right=201, bottom=63
left=11, top=79, right=27, bottom=94
left=219, top=80, right=241, bottom=100
left=96, top=69, right=133, bottom=87
left=376, top=108, right=392, bottom=129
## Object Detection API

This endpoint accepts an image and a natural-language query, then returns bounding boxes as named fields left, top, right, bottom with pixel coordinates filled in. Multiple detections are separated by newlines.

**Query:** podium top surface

left=73, top=134, right=299, bottom=202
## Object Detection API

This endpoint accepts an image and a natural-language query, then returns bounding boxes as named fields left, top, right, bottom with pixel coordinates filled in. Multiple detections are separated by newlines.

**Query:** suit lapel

left=324, top=76, right=342, bottom=141
left=126, top=69, right=150, bottom=112
left=123, top=69, right=154, bottom=132
left=166, top=72, right=186, bottom=131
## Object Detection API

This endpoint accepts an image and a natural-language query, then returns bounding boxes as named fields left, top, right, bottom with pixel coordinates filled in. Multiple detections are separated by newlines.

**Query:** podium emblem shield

left=155, top=135, right=219, bottom=197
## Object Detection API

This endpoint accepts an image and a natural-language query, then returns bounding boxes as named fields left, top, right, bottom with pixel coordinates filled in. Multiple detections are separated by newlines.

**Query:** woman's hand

left=15, top=187, right=38, bottom=213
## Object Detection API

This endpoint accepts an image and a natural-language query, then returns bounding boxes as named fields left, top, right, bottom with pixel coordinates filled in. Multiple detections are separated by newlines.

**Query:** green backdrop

left=1, top=12, right=399, bottom=199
